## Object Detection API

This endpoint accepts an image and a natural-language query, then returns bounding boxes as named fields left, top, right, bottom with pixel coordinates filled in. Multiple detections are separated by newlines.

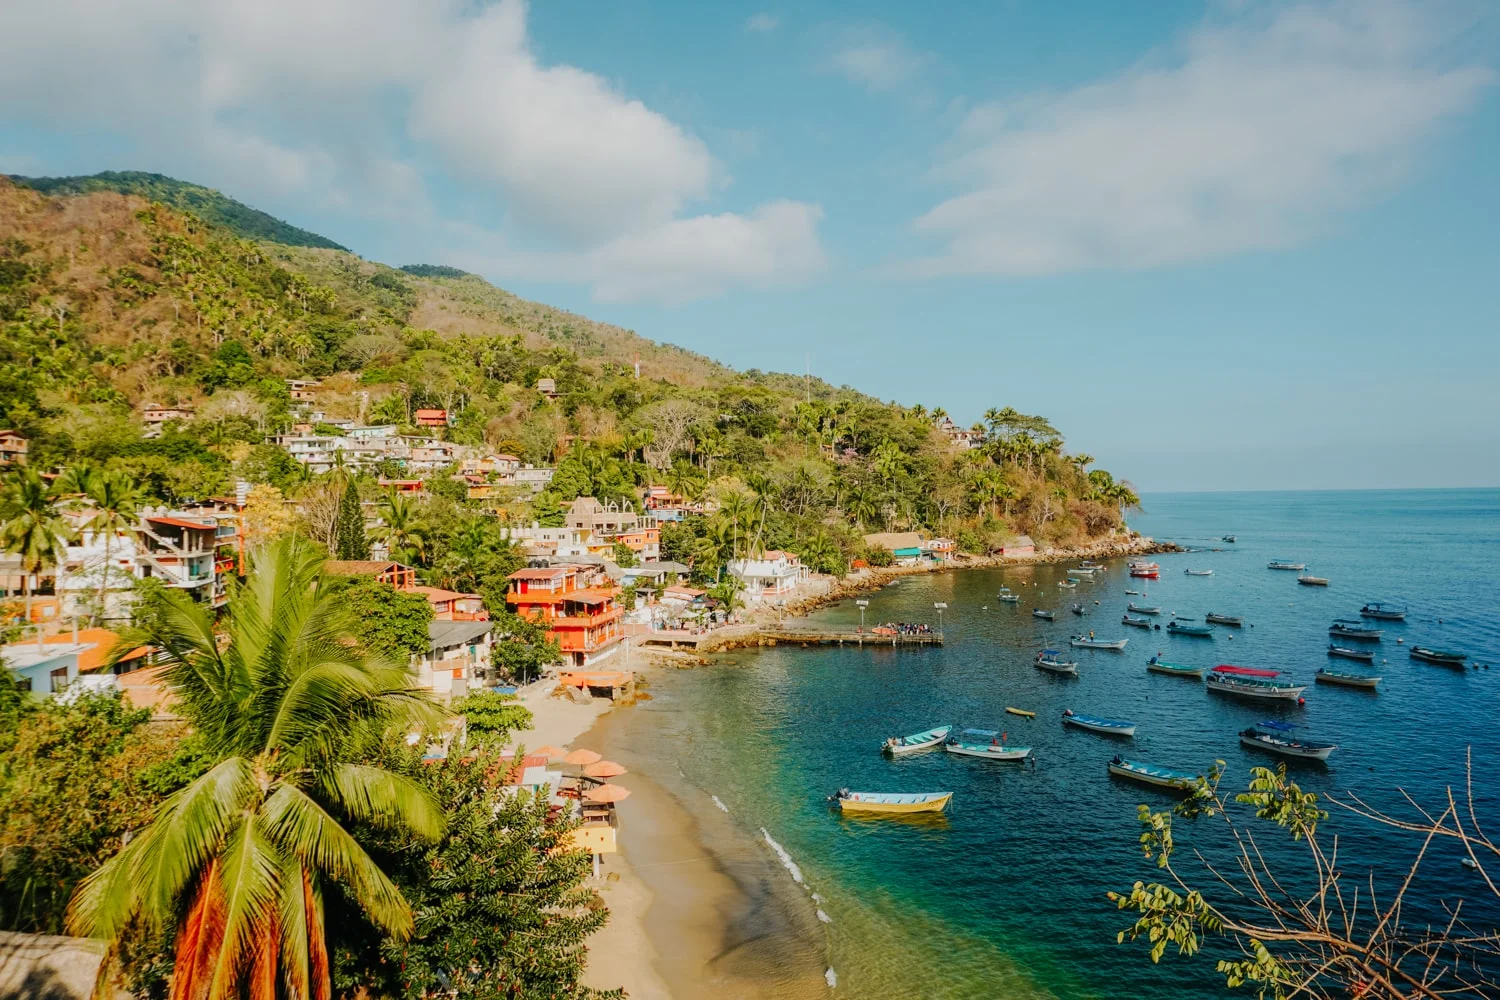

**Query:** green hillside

left=6, top=170, right=348, bottom=250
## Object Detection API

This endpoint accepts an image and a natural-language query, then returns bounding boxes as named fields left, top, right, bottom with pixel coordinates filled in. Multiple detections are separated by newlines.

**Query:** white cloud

left=746, top=13, right=780, bottom=33
left=828, top=26, right=931, bottom=93
left=908, top=0, right=1493, bottom=277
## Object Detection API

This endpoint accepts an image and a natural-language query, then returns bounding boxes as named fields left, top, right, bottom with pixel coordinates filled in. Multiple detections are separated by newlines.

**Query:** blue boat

left=944, top=729, right=1032, bottom=761
left=1107, top=757, right=1199, bottom=792
left=1166, top=621, right=1214, bottom=637
left=1061, top=710, right=1136, bottom=737
left=1239, top=721, right=1337, bottom=761
left=881, top=725, right=952, bottom=756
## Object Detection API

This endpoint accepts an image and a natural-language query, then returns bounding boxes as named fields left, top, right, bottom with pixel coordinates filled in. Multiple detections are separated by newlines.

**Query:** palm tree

left=80, top=471, right=143, bottom=620
left=716, top=490, right=756, bottom=560
left=799, top=531, right=840, bottom=576
left=871, top=441, right=903, bottom=480
left=68, top=539, right=443, bottom=1000
left=0, top=470, right=74, bottom=627
left=370, top=493, right=428, bottom=566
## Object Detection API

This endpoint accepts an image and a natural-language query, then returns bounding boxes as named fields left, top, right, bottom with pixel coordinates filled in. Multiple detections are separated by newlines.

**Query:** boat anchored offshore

left=1330, top=620, right=1383, bottom=642
left=881, top=725, right=953, bottom=756
left=1122, top=614, right=1154, bottom=629
left=1360, top=602, right=1407, bottom=621
left=1005, top=707, right=1036, bottom=718
left=1316, top=668, right=1380, bottom=690
left=1327, top=644, right=1375, bottom=663
left=998, top=588, right=1020, bottom=603
left=1205, top=613, right=1244, bottom=627
left=1062, top=709, right=1136, bottom=737
left=832, top=789, right=952, bottom=815
left=1222, top=535, right=1237, bottom=543
left=1058, top=579, right=1078, bottom=589
left=1267, top=560, right=1306, bottom=571
left=1107, top=756, right=1198, bottom=792
left=1166, top=621, right=1214, bottom=637
left=1034, top=650, right=1079, bottom=676
left=1070, top=603, right=1087, bottom=616
left=1298, top=574, right=1330, bottom=587
left=1410, top=646, right=1468, bottom=667
left=1070, top=635, right=1128, bottom=650
left=1184, top=568, right=1214, bottom=576
left=1239, top=721, right=1337, bottom=761
left=1033, top=608, right=1056, bottom=621
left=1147, top=654, right=1203, bottom=678
left=1127, top=603, right=1161, bottom=615
left=1207, top=665, right=1307, bottom=701
left=1071, top=566, right=1101, bottom=576
left=1128, top=561, right=1160, bottom=579
left=944, top=729, right=1032, bottom=761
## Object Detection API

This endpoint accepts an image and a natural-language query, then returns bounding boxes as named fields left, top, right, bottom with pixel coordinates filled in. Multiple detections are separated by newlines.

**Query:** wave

left=711, top=794, right=729, bottom=813
left=816, top=909, right=832, bottom=924
left=826, top=968, right=838, bottom=988
left=760, top=828, right=805, bottom=885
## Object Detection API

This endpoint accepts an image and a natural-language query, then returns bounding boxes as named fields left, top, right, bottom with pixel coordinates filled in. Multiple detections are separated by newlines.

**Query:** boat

left=1147, top=655, right=1203, bottom=678
left=1005, top=707, right=1036, bottom=718
left=1184, top=568, right=1214, bottom=576
left=1079, top=560, right=1103, bottom=569
left=1107, top=756, right=1199, bottom=792
left=1171, top=614, right=1199, bottom=622
left=1058, top=580, right=1077, bottom=589
left=1032, top=609, right=1056, bottom=620
left=1070, top=603, right=1087, bottom=616
left=1062, top=709, right=1136, bottom=737
left=1329, top=620, right=1383, bottom=641
left=1034, top=650, right=1079, bottom=675
left=1239, top=721, right=1337, bottom=761
left=1207, top=665, right=1306, bottom=701
left=1128, top=561, right=1160, bottom=579
left=1267, top=560, right=1306, bottom=571
left=1316, top=668, right=1380, bottom=690
left=1121, top=614, right=1154, bottom=629
left=1410, top=646, right=1468, bottom=667
left=881, top=725, right=953, bottom=756
left=1298, top=575, right=1330, bottom=587
left=1127, top=603, right=1161, bottom=615
left=1070, top=566, right=1101, bottom=576
left=1070, top=635, right=1128, bottom=650
left=999, top=592, right=1020, bottom=603
left=1360, top=602, right=1407, bottom=621
left=1222, top=535, right=1236, bottom=543
left=1125, top=589, right=1142, bottom=596
left=833, top=789, right=952, bottom=815
left=944, top=730, right=1032, bottom=761
left=1326, top=644, right=1375, bottom=663
left=1166, top=621, right=1214, bottom=637
left=1205, top=613, right=1244, bottom=627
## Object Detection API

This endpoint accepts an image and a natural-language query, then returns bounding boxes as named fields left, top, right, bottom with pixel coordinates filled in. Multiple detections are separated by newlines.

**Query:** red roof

left=1213, top=664, right=1281, bottom=677
left=414, top=408, right=447, bottom=418
left=406, top=585, right=481, bottom=603
left=146, top=516, right=216, bottom=531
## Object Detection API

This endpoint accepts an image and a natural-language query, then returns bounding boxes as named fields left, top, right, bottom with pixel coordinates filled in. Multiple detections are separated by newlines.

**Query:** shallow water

left=618, top=490, right=1500, bottom=998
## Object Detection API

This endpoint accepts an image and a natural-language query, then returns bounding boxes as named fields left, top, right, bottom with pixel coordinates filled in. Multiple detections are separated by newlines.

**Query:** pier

left=633, top=626, right=944, bottom=653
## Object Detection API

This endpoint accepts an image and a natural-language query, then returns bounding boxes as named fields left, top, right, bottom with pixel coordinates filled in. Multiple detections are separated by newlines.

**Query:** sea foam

left=826, top=968, right=838, bottom=988
left=711, top=795, right=729, bottom=813
left=760, top=828, right=804, bottom=885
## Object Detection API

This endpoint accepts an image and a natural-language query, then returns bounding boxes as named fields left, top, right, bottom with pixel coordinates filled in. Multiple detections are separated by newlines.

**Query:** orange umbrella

left=564, top=748, right=602, bottom=766
left=583, top=760, right=627, bottom=778
left=583, top=783, right=631, bottom=803
left=531, top=745, right=567, bottom=760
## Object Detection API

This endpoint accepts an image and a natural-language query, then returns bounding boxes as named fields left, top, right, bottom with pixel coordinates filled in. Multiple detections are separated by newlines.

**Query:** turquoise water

left=624, top=490, right=1500, bottom=998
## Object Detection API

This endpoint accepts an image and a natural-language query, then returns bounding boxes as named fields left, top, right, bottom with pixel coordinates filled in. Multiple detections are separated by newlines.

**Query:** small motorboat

left=1034, top=650, right=1079, bottom=676
left=1166, top=621, right=1214, bottom=637
left=944, top=730, right=1032, bottom=761
left=1127, top=603, right=1161, bottom=615
left=1360, top=602, right=1407, bottom=621
left=1058, top=580, right=1078, bottom=589
left=1005, top=707, right=1036, bottom=718
left=1298, top=575, right=1330, bottom=587
left=1070, top=566, right=1101, bottom=576
left=832, top=789, right=952, bottom=815
left=1070, top=635, right=1128, bottom=650
left=1147, top=655, right=1203, bottom=678
left=1125, top=589, right=1142, bottom=596
left=881, top=725, right=953, bottom=756
left=1062, top=709, right=1136, bottom=737
left=1207, top=665, right=1306, bottom=701
left=1221, top=535, right=1236, bottom=543
left=1121, top=614, right=1154, bottom=629
left=1410, top=646, right=1468, bottom=667
left=1033, top=609, right=1056, bottom=621
left=1327, top=644, right=1375, bottom=662
left=1107, top=756, right=1198, bottom=792
left=1184, top=568, right=1214, bottom=576
left=1239, top=721, right=1336, bottom=761
left=1128, top=561, right=1160, bottom=579
left=1316, top=668, right=1380, bottom=690
left=1330, top=620, right=1383, bottom=642
left=1267, top=560, right=1306, bottom=571
left=1171, top=614, right=1199, bottom=621
left=1205, top=613, right=1244, bottom=627
left=999, top=593, right=1020, bottom=603
left=1070, top=603, right=1087, bottom=616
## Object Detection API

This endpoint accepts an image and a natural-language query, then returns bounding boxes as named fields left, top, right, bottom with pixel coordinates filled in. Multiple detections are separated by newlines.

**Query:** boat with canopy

left=1147, top=654, right=1202, bottom=678
left=1034, top=650, right=1079, bottom=675
left=1166, top=621, right=1214, bottom=637
left=1205, top=613, right=1244, bottom=627
left=1062, top=709, right=1136, bottom=737
left=1107, top=756, right=1199, bottom=792
left=944, top=729, right=1032, bottom=761
left=832, top=789, right=952, bottom=815
left=1360, top=602, right=1407, bottom=621
left=1207, top=665, right=1306, bottom=701
left=1316, top=668, right=1380, bottom=689
left=1239, top=721, right=1337, bottom=761
left=998, top=587, right=1019, bottom=603
left=1070, top=635, right=1128, bottom=650
left=881, top=725, right=952, bottom=756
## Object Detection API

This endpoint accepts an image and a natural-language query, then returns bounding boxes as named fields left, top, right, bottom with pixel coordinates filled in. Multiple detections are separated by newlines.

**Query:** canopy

left=583, top=760, right=627, bottom=778
left=531, top=745, right=567, bottom=760
left=564, top=748, right=603, bottom=766
left=584, top=783, right=631, bottom=803
left=959, top=728, right=998, bottom=737
left=1257, top=720, right=1297, bottom=732
left=1213, top=665, right=1280, bottom=678
left=1041, top=649, right=1060, bottom=655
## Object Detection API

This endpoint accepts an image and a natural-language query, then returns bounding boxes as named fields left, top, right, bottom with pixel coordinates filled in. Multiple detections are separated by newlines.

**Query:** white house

left=412, top=620, right=493, bottom=701
left=727, top=550, right=811, bottom=601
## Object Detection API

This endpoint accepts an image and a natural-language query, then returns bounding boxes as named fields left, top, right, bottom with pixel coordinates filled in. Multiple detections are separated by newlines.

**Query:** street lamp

left=934, top=601, right=947, bottom=639
left=856, top=599, right=869, bottom=634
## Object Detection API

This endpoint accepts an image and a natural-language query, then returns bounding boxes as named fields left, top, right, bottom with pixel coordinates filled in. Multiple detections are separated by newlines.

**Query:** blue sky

left=2, top=0, right=1498, bottom=491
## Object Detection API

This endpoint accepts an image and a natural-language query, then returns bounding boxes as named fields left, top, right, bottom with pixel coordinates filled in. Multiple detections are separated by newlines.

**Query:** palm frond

left=322, top=763, right=444, bottom=840
left=276, top=857, right=312, bottom=1000
left=205, top=816, right=283, bottom=1000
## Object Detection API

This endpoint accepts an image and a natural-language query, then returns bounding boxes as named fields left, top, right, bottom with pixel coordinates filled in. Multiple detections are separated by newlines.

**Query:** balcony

left=550, top=607, right=623, bottom=629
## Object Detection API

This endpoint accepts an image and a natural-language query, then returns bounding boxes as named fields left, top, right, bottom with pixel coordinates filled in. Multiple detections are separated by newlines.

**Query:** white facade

left=728, top=551, right=811, bottom=600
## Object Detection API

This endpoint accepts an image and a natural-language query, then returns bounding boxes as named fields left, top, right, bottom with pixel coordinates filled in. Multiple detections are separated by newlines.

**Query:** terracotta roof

left=563, top=588, right=617, bottom=605
left=509, top=567, right=573, bottom=581
left=43, top=629, right=151, bottom=673
left=146, top=516, right=216, bottom=531
left=406, top=585, right=481, bottom=603
left=414, top=408, right=446, bottom=418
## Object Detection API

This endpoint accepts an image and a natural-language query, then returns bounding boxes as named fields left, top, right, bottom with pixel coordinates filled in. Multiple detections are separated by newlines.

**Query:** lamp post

left=856, top=599, right=869, bottom=635
left=934, top=601, right=947, bottom=640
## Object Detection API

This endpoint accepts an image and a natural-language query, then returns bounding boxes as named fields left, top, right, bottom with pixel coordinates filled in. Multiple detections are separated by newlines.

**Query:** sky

left=2, top=0, right=1498, bottom=492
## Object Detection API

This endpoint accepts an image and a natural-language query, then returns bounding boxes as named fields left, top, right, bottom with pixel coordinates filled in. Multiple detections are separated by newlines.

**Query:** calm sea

left=618, top=490, right=1500, bottom=998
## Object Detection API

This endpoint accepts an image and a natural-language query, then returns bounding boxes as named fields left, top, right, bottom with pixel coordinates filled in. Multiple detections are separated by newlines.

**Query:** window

left=49, top=666, right=69, bottom=693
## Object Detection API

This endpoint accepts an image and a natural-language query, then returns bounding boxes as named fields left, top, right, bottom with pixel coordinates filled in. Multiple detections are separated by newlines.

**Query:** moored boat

left=833, top=789, right=952, bottom=815
left=1128, top=560, right=1160, bottom=579
left=944, top=730, right=1032, bottom=761
left=1147, top=655, right=1203, bottom=678
left=1005, top=707, right=1035, bottom=718
left=1107, top=756, right=1199, bottom=792
left=1207, top=665, right=1306, bottom=701
left=1410, top=646, right=1468, bottom=667
left=1330, top=620, right=1383, bottom=641
left=1071, top=566, right=1101, bottom=576
left=1221, top=535, right=1236, bottom=543
left=1267, top=560, right=1306, bottom=571
left=1033, top=608, right=1056, bottom=620
left=881, top=725, right=953, bottom=756
left=1316, top=668, right=1380, bottom=690
left=1239, top=721, right=1336, bottom=761
left=1326, top=644, right=1375, bottom=662
left=1058, top=580, right=1077, bottom=589
left=1298, top=575, right=1330, bottom=587
left=1360, top=601, right=1407, bottom=621
left=1184, top=568, right=1214, bottom=576
left=999, top=592, right=1020, bottom=603
left=1166, top=621, right=1214, bottom=637
left=1070, top=635, right=1128, bottom=650
left=1127, top=603, right=1161, bottom=615
left=1205, top=613, right=1244, bottom=627
left=1034, top=650, right=1079, bottom=676
left=1121, top=614, right=1154, bottom=629
left=1062, top=709, right=1136, bottom=737
left=1070, top=603, right=1087, bottom=616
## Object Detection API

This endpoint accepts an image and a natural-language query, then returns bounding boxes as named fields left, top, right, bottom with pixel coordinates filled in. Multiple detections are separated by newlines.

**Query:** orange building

left=505, top=566, right=623, bottom=667
left=613, top=526, right=660, bottom=561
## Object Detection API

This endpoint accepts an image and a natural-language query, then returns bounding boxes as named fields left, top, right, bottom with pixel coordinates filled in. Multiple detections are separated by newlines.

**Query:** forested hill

left=6, top=171, right=349, bottom=250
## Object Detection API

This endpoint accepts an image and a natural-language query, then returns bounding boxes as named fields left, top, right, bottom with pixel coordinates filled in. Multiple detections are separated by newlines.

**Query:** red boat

left=1128, top=560, right=1160, bottom=579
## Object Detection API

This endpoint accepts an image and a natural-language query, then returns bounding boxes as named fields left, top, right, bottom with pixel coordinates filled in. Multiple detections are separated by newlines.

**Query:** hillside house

left=567, top=497, right=641, bottom=537
left=613, top=526, right=660, bottom=562
left=505, top=565, right=623, bottom=667
left=863, top=531, right=927, bottom=566
left=0, top=430, right=26, bottom=465
left=536, top=377, right=560, bottom=400
left=141, top=403, right=195, bottom=425
left=286, top=378, right=321, bottom=402
left=414, top=408, right=449, bottom=428
left=405, top=585, right=488, bottom=621
left=728, top=550, right=811, bottom=600
left=322, top=560, right=419, bottom=589
left=412, top=620, right=493, bottom=700
left=512, top=465, right=555, bottom=491
left=999, top=535, right=1036, bottom=557
left=378, top=478, right=425, bottom=494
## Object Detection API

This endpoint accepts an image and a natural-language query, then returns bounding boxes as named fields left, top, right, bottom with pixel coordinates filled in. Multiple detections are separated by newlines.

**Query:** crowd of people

left=871, top=621, right=935, bottom=635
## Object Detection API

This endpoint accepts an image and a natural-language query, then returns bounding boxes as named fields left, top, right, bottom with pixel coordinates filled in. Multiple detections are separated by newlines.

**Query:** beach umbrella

left=583, top=783, right=631, bottom=803
left=583, top=760, right=627, bottom=778
left=531, top=745, right=566, bottom=760
left=564, top=748, right=602, bottom=766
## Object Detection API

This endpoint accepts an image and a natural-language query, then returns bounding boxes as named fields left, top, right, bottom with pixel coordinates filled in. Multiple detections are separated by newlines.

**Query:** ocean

left=610, top=489, right=1500, bottom=998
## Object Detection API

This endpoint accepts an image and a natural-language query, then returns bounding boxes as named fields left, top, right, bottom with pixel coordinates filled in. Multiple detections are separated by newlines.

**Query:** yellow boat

left=834, top=790, right=953, bottom=815
left=1005, top=707, right=1035, bottom=718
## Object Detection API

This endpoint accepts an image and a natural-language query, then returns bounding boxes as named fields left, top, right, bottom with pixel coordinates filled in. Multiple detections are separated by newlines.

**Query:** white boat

left=1239, top=722, right=1336, bottom=761
left=1184, top=569, right=1214, bottom=576
left=881, top=725, right=953, bottom=756
left=1033, top=609, right=1056, bottom=620
left=1061, top=709, right=1136, bottom=737
left=1034, top=650, right=1079, bottom=676
left=1207, top=666, right=1306, bottom=701
left=1058, top=580, right=1077, bottom=589
left=1070, top=566, right=1101, bottom=576
left=1108, top=757, right=1198, bottom=792
left=1267, top=560, right=1306, bottom=571
left=1070, top=635, right=1128, bottom=650
left=944, top=729, right=1032, bottom=761
left=1127, top=603, right=1161, bottom=615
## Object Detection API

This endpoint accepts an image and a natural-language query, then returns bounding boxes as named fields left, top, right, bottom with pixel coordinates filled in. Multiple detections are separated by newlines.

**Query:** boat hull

left=1033, top=611, right=1056, bottom=620
left=1316, top=670, right=1380, bottom=689
left=1063, top=716, right=1136, bottom=737
left=838, top=792, right=952, bottom=815
left=1034, top=661, right=1078, bottom=676
left=1298, top=576, right=1329, bottom=587
left=1128, top=570, right=1159, bottom=579
left=1360, top=606, right=1406, bottom=621
left=944, top=743, right=1032, bottom=761
left=1329, top=627, right=1382, bottom=642
left=1207, top=677, right=1307, bottom=701
left=1205, top=614, right=1243, bottom=627
left=1148, top=663, right=1203, bottom=678
left=1166, top=625, right=1214, bottom=637
left=1410, top=649, right=1467, bottom=667
left=1108, top=762, right=1196, bottom=791
left=1070, top=638, right=1128, bottom=649
left=1239, top=734, right=1335, bottom=761
left=1327, top=646, right=1375, bottom=662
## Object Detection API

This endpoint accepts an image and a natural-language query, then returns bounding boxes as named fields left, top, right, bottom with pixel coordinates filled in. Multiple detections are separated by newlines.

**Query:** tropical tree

left=67, top=539, right=444, bottom=1000
left=370, top=492, right=428, bottom=566
left=333, top=478, right=369, bottom=561
left=798, top=531, right=841, bottom=576
left=0, top=470, right=74, bottom=627
left=79, top=471, right=143, bottom=620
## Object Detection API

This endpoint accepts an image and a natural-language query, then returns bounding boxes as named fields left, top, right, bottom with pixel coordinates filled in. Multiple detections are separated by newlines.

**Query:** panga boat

left=999, top=592, right=1020, bottom=603
left=1108, top=756, right=1198, bottom=792
left=1298, top=575, right=1330, bottom=587
left=1147, top=655, right=1202, bottom=678
left=1070, top=635, right=1128, bottom=650
left=1330, top=620, right=1383, bottom=641
left=1221, top=535, right=1237, bottom=543
left=1005, top=707, right=1036, bottom=718
left=881, top=725, right=953, bottom=756
left=1070, top=603, right=1087, bottom=616
left=1205, top=613, right=1244, bottom=627
left=1034, top=650, right=1079, bottom=675
left=1207, top=665, right=1306, bottom=701
left=1070, top=566, right=1101, bottom=576
left=1062, top=709, right=1136, bottom=737
left=1058, top=580, right=1078, bottom=589
left=1166, top=621, right=1214, bottom=637
left=1032, top=608, right=1056, bottom=620
left=1184, top=568, right=1214, bottom=576
left=1410, top=646, right=1468, bottom=667
left=833, top=789, right=952, bottom=815
left=1121, top=614, right=1154, bottom=629
left=1316, top=668, right=1380, bottom=690
left=1327, top=644, right=1375, bottom=663
left=1128, top=561, right=1160, bottom=579
left=944, top=730, right=1032, bottom=761
left=1239, top=721, right=1337, bottom=761
left=1267, top=560, right=1306, bottom=571
left=1127, top=603, right=1161, bottom=615
left=1360, top=602, right=1407, bottom=621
